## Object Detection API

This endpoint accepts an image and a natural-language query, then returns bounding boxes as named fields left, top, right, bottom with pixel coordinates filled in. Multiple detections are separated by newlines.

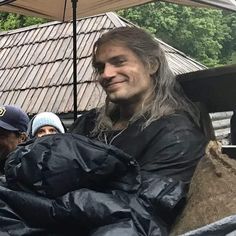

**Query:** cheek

left=127, top=70, right=140, bottom=83
left=10, top=137, right=19, bottom=147
left=0, top=139, right=11, bottom=151
left=0, top=141, right=6, bottom=148
left=132, top=71, right=152, bottom=88
left=98, top=77, right=105, bottom=88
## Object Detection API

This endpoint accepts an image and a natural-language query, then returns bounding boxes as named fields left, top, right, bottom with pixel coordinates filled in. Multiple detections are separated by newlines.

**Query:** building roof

left=0, top=12, right=206, bottom=116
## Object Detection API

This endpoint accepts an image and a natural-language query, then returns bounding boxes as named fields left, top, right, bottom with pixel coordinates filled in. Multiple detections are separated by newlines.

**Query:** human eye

left=0, top=129, right=7, bottom=137
left=50, top=128, right=57, bottom=134
left=112, top=56, right=126, bottom=66
left=94, top=62, right=105, bottom=74
left=36, top=128, right=45, bottom=135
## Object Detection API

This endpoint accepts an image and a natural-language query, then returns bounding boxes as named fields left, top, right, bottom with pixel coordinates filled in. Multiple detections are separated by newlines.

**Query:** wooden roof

left=0, top=12, right=206, bottom=116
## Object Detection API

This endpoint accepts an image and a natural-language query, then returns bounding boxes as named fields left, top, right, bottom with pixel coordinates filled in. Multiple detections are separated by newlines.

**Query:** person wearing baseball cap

left=0, top=105, right=29, bottom=174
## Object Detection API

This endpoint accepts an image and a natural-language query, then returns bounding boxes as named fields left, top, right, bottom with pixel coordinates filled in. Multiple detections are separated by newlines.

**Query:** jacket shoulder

left=69, top=109, right=98, bottom=135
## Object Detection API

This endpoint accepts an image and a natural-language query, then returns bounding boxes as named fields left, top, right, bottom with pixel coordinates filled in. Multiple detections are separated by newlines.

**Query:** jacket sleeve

left=69, top=109, right=97, bottom=136
left=0, top=185, right=168, bottom=235
left=5, top=133, right=140, bottom=198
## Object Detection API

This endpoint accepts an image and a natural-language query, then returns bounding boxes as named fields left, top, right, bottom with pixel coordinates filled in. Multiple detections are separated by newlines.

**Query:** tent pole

left=71, top=0, right=78, bottom=121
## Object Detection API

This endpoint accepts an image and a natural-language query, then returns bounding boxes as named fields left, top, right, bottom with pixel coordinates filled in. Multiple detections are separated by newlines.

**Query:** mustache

left=100, top=78, right=126, bottom=88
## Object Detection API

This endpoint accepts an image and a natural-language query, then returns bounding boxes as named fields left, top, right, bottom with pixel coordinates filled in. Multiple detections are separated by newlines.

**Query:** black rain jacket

left=70, top=110, right=207, bottom=184
left=0, top=133, right=187, bottom=236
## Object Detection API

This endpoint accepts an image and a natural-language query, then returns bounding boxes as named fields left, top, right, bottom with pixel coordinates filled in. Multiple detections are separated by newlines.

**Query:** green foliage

left=230, top=52, right=236, bottom=64
left=220, top=12, right=236, bottom=64
left=0, top=13, right=47, bottom=31
left=118, top=3, right=236, bottom=67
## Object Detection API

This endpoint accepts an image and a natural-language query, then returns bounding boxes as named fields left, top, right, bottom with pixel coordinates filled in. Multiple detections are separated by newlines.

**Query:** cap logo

left=0, top=107, right=6, bottom=117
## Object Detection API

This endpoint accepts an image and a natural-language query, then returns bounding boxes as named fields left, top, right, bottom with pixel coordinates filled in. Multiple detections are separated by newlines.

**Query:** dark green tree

left=221, top=12, right=236, bottom=64
left=119, top=2, right=235, bottom=67
left=0, top=13, right=47, bottom=31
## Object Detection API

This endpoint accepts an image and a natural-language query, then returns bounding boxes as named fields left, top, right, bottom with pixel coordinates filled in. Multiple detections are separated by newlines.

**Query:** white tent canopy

left=0, top=0, right=235, bottom=21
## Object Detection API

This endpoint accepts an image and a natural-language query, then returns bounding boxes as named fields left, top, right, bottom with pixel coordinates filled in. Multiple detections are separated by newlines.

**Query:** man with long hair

left=70, top=26, right=206, bottom=184
left=0, top=27, right=208, bottom=235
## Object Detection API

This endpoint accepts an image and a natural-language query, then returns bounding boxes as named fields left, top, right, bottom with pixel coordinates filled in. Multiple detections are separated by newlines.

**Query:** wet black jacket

left=0, top=134, right=187, bottom=235
left=70, top=109, right=207, bottom=184
left=0, top=111, right=206, bottom=235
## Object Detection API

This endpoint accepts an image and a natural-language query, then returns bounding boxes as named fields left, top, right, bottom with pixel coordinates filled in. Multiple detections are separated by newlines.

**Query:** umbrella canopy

left=0, top=0, right=235, bottom=21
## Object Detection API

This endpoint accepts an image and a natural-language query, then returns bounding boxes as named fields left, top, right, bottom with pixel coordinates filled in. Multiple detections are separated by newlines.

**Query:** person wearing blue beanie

left=31, top=112, right=65, bottom=138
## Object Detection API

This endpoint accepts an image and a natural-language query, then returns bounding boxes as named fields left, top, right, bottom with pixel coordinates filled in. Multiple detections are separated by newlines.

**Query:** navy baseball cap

left=0, top=105, right=29, bottom=132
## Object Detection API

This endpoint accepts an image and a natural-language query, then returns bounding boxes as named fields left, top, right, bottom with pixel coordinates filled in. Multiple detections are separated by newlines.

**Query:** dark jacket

left=70, top=109, right=207, bottom=184
left=0, top=134, right=186, bottom=235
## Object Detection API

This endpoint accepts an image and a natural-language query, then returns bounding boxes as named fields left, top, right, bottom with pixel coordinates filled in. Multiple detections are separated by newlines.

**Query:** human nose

left=45, top=130, right=52, bottom=135
left=101, top=63, right=116, bottom=79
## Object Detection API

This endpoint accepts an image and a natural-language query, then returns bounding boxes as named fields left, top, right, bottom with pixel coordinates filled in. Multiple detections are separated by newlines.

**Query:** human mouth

left=103, top=78, right=126, bottom=88
left=105, top=81, right=124, bottom=91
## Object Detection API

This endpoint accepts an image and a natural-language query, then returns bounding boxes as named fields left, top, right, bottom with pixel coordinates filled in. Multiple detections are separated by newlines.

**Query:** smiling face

left=94, top=42, right=155, bottom=107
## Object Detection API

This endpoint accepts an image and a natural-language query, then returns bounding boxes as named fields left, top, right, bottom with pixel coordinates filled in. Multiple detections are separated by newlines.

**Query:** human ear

left=148, top=58, right=160, bottom=75
left=19, top=132, right=27, bottom=143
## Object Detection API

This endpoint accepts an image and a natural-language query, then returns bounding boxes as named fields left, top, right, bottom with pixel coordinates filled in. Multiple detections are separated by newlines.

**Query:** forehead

left=95, top=42, right=137, bottom=62
left=38, top=125, right=56, bottom=130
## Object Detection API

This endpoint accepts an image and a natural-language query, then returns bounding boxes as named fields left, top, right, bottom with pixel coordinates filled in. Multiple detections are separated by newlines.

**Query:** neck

left=112, top=103, right=140, bottom=130
left=119, top=103, right=136, bottom=120
left=110, top=89, right=154, bottom=130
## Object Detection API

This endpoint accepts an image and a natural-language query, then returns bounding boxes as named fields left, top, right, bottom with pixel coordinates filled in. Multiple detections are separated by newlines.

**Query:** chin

left=107, top=94, right=119, bottom=102
left=107, top=91, right=130, bottom=103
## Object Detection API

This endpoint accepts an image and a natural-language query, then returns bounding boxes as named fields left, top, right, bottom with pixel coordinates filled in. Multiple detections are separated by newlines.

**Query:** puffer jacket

left=0, top=133, right=186, bottom=235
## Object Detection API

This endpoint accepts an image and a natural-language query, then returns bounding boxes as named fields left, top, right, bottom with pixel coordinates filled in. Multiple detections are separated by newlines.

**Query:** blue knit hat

left=32, top=112, right=65, bottom=137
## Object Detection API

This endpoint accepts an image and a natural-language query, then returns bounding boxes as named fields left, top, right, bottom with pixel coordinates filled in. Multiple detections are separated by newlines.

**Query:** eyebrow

left=95, top=55, right=126, bottom=64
